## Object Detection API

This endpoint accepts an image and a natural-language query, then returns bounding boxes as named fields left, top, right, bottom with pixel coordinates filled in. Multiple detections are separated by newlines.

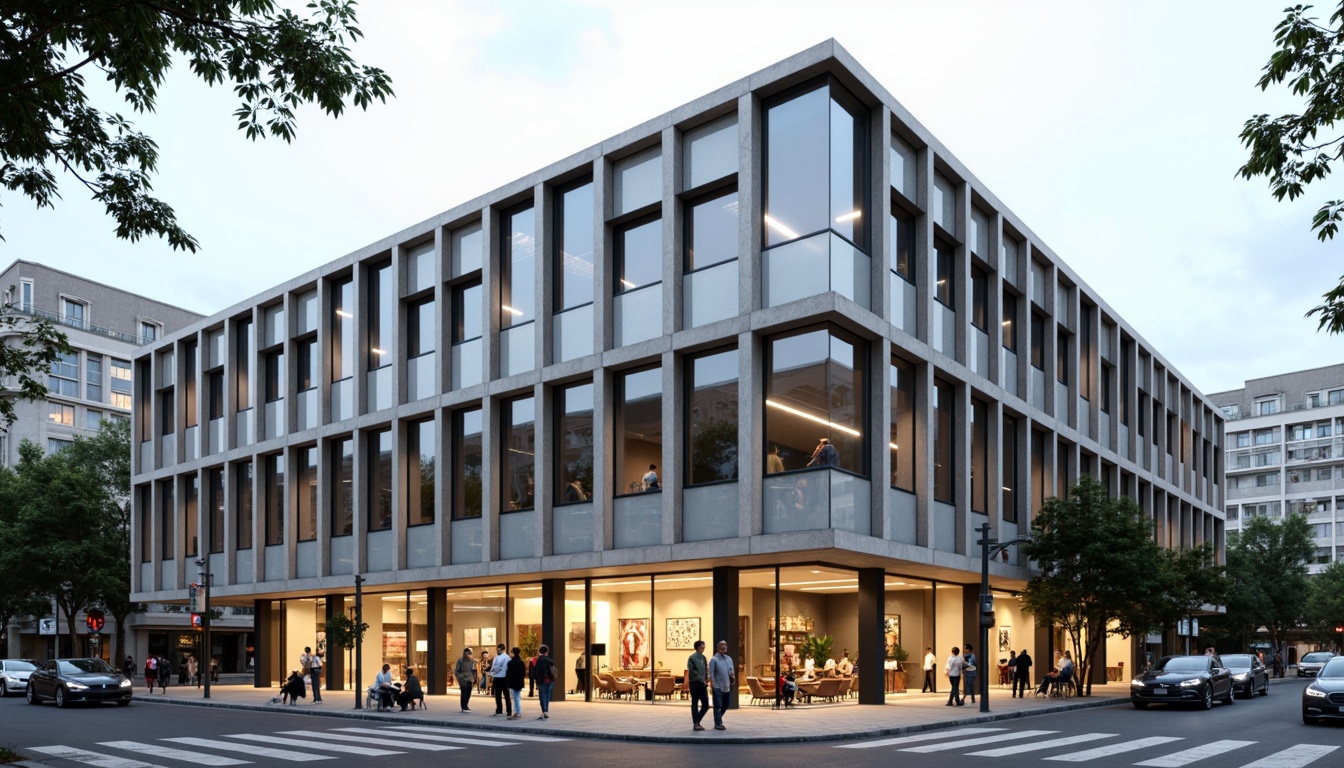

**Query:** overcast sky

left=2, top=0, right=1339, bottom=396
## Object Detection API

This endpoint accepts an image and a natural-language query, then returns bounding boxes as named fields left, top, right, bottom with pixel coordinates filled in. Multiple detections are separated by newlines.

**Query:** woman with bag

left=531, top=645, right=556, bottom=720
left=454, top=647, right=478, bottom=713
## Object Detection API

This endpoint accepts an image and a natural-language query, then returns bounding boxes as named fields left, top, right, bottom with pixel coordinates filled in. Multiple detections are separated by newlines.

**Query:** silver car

left=1298, top=651, right=1336, bottom=677
left=0, top=659, right=39, bottom=696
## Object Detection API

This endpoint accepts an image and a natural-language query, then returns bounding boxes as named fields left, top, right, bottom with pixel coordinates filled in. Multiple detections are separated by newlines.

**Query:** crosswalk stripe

left=30, top=746, right=170, bottom=768
left=222, top=734, right=404, bottom=757
left=966, top=732, right=1117, bottom=757
left=97, top=742, right=249, bottom=767
left=1238, top=744, right=1339, bottom=768
left=274, top=731, right=459, bottom=752
left=163, top=738, right=332, bottom=762
left=383, top=725, right=571, bottom=743
left=1133, top=739, right=1257, bottom=767
left=836, top=728, right=1008, bottom=749
left=328, top=727, right=517, bottom=747
left=1044, top=736, right=1184, bottom=762
left=901, top=730, right=1059, bottom=753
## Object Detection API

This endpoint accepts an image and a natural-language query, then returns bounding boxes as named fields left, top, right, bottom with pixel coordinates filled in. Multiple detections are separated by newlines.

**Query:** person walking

left=505, top=647, right=525, bottom=719
left=687, top=640, right=710, bottom=731
left=188, top=655, right=199, bottom=688
left=123, top=655, right=135, bottom=680
left=1005, top=650, right=1018, bottom=689
left=922, top=647, right=937, bottom=693
left=945, top=647, right=966, bottom=706
left=157, top=656, right=170, bottom=693
left=490, top=643, right=512, bottom=717
left=708, top=640, right=735, bottom=731
left=144, top=656, right=157, bottom=694
left=1013, top=649, right=1033, bottom=698
left=454, top=648, right=477, bottom=712
left=531, top=645, right=556, bottom=720
left=962, top=643, right=978, bottom=704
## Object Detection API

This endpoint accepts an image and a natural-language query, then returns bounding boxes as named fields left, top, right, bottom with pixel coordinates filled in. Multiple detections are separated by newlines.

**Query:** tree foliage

left=1220, top=514, right=1315, bottom=654
left=1, top=0, right=394, bottom=250
left=1239, top=2, right=1344, bottom=332
left=1305, top=560, right=1344, bottom=649
left=0, top=310, right=72, bottom=432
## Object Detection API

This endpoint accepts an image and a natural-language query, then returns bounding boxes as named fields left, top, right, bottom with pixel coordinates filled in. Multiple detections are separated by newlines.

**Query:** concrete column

left=738, top=93, right=760, bottom=316
left=541, top=579, right=566, bottom=702
left=254, top=598, right=271, bottom=688
left=857, top=568, right=885, bottom=705
left=425, top=587, right=447, bottom=695
left=711, top=566, right=740, bottom=710
left=324, top=595, right=345, bottom=692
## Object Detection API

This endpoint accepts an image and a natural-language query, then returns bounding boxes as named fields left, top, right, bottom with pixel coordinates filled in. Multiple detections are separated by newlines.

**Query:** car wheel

left=25, top=686, right=38, bottom=705
left=1132, top=701, right=1148, bottom=709
left=55, top=687, right=67, bottom=708
left=1201, top=687, right=1213, bottom=710
left=1222, top=686, right=1234, bottom=705
left=0, top=681, right=8, bottom=697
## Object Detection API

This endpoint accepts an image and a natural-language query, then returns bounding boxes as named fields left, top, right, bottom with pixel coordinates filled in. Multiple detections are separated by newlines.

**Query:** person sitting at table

left=777, top=673, right=798, bottom=706
left=374, top=663, right=396, bottom=710
left=822, top=657, right=838, bottom=678
left=837, top=650, right=854, bottom=677
left=396, top=668, right=423, bottom=711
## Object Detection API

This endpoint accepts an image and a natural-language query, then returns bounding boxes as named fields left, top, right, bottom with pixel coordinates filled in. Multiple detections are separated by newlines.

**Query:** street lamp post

left=354, top=574, right=364, bottom=710
left=976, top=522, right=1031, bottom=714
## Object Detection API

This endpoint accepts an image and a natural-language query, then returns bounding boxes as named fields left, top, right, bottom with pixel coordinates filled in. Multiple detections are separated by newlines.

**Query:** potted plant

left=885, top=643, right=909, bottom=693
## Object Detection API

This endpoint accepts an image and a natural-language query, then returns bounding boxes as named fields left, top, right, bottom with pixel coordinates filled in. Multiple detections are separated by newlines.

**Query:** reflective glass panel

left=687, top=189, right=739, bottom=272
left=453, top=408, right=483, bottom=520
left=688, top=348, right=739, bottom=485
left=890, top=359, right=915, bottom=491
left=452, top=222, right=483, bottom=277
left=557, top=382, right=594, bottom=504
left=503, top=206, right=536, bottom=326
left=298, top=446, right=317, bottom=541
left=331, top=437, right=353, bottom=536
left=408, top=419, right=435, bottom=526
left=618, top=217, right=662, bottom=292
left=764, top=327, right=865, bottom=473
left=503, top=396, right=536, bottom=512
left=556, top=181, right=595, bottom=310
left=369, top=428, right=392, bottom=531
left=617, top=368, right=663, bottom=495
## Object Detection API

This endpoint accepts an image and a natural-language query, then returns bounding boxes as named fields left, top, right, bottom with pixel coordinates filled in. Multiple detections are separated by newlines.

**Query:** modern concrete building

left=129, top=41, right=1226, bottom=704
left=1209, top=364, right=1344, bottom=574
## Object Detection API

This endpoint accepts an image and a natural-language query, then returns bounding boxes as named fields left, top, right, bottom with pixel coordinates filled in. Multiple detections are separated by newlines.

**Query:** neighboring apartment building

left=0, top=260, right=222, bottom=664
left=1208, top=364, right=1344, bottom=574
left=129, top=41, right=1226, bottom=704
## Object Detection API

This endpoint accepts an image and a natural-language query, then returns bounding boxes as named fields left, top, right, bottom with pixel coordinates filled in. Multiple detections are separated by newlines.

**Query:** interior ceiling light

left=371, top=348, right=386, bottom=355
left=620, top=279, right=638, bottom=289
left=763, top=215, right=799, bottom=240
left=501, top=305, right=524, bottom=316
left=335, top=309, right=352, bottom=318
left=834, top=210, right=862, bottom=222
left=765, top=399, right=860, bottom=437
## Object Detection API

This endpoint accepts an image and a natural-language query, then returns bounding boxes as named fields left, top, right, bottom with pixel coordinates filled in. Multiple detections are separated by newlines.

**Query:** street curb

left=133, top=693, right=1129, bottom=745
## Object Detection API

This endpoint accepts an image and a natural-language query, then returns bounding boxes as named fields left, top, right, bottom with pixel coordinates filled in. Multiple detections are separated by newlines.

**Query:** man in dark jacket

left=1013, top=649, right=1033, bottom=698
left=396, top=668, right=423, bottom=711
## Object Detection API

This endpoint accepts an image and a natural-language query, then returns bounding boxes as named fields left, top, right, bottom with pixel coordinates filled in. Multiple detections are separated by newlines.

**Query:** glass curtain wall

left=501, top=206, right=536, bottom=376
left=682, top=114, right=739, bottom=329
left=451, top=223, right=484, bottom=389
left=502, top=396, right=536, bottom=512
left=369, top=429, right=392, bottom=531
left=554, top=180, right=595, bottom=362
left=331, top=276, right=355, bottom=420
left=408, top=419, right=435, bottom=526
left=453, top=408, right=483, bottom=520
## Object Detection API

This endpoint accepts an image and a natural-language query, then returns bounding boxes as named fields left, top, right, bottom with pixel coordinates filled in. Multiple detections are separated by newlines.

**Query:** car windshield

left=1156, top=657, right=1209, bottom=673
left=1221, top=654, right=1252, bottom=668
left=57, top=659, right=114, bottom=674
left=1303, top=652, right=1334, bottom=663
left=4, top=661, right=37, bottom=671
left=1320, top=658, right=1344, bottom=678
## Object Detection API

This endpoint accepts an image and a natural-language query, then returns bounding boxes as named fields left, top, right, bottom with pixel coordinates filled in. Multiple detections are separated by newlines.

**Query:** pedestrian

left=708, top=639, right=735, bottom=731
left=506, top=647, right=525, bottom=719
left=396, top=668, right=422, bottom=711
left=301, top=646, right=323, bottom=702
left=123, top=655, right=135, bottom=680
left=687, top=640, right=709, bottom=731
left=527, top=653, right=536, bottom=698
left=963, top=643, right=978, bottom=704
left=531, top=644, right=556, bottom=720
left=1013, top=649, right=1033, bottom=698
left=490, top=643, right=512, bottom=717
left=157, top=656, right=170, bottom=693
left=178, top=654, right=189, bottom=685
left=1006, top=650, right=1018, bottom=689
left=922, top=647, right=937, bottom=692
left=806, top=437, right=839, bottom=467
left=210, top=656, right=220, bottom=683
left=454, top=647, right=477, bottom=713
left=188, top=655, right=199, bottom=688
left=945, top=647, right=965, bottom=706
left=144, top=656, right=157, bottom=694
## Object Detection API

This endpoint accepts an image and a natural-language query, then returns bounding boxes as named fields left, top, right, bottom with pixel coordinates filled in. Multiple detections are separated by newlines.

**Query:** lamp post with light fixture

left=976, top=522, right=1030, bottom=713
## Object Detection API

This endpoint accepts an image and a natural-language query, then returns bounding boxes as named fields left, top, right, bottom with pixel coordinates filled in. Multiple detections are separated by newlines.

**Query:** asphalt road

left=1, top=678, right=1341, bottom=768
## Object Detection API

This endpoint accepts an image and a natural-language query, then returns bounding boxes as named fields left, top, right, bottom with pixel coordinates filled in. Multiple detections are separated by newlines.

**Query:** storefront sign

left=38, top=618, right=57, bottom=636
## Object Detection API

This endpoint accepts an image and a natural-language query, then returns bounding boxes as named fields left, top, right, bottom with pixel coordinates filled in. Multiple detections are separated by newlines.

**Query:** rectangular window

left=614, top=147, right=662, bottom=216
left=183, top=343, right=198, bottom=428
left=297, top=446, right=317, bottom=541
left=207, top=370, right=225, bottom=420
left=61, top=298, right=86, bottom=328
left=765, top=326, right=866, bottom=474
left=502, top=396, right=536, bottom=511
left=161, top=482, right=175, bottom=560
left=408, top=419, right=435, bottom=526
left=1079, top=308, right=1093, bottom=400
left=555, top=180, right=595, bottom=310
left=139, top=321, right=159, bottom=344
left=934, top=379, right=954, bottom=503
left=890, top=135, right=917, bottom=198
left=1120, top=340, right=1132, bottom=425
left=235, top=461, right=253, bottom=550
left=138, top=485, right=151, bottom=562
left=889, top=208, right=914, bottom=283
left=556, top=382, right=594, bottom=504
left=86, top=354, right=103, bottom=402
left=262, top=304, right=284, bottom=348
left=502, top=205, right=536, bottom=326
left=85, top=409, right=103, bottom=430
left=687, top=348, right=739, bottom=485
left=453, top=408, right=483, bottom=520
left=1101, top=362, right=1114, bottom=413
left=453, top=279, right=483, bottom=344
left=452, top=222, right=483, bottom=277
left=264, top=453, right=284, bottom=546
left=1032, top=429, right=1047, bottom=515
left=889, top=358, right=915, bottom=491
left=208, top=468, right=224, bottom=553
left=369, top=428, right=392, bottom=531
left=618, top=367, right=663, bottom=494
left=331, top=276, right=354, bottom=381
left=971, top=266, right=988, bottom=330
left=296, top=339, right=317, bottom=392
left=184, top=475, right=198, bottom=558
left=111, top=358, right=132, bottom=409
left=47, top=438, right=72, bottom=453
left=295, top=290, right=318, bottom=335
left=407, top=297, right=435, bottom=357
left=972, top=398, right=988, bottom=514
left=1002, top=292, right=1018, bottom=352
left=616, top=216, right=663, bottom=293
left=686, top=189, right=739, bottom=272
left=1256, top=399, right=1281, bottom=416
left=934, top=239, right=954, bottom=307
left=264, top=350, right=284, bottom=403
left=406, top=241, right=434, bottom=295
left=48, top=402, right=74, bottom=426
left=1030, top=312, right=1045, bottom=370
left=20, top=280, right=33, bottom=312
left=331, top=437, right=353, bottom=536
left=158, top=389, right=175, bottom=435
left=48, top=350, right=78, bottom=397
left=367, top=260, right=392, bottom=369
left=1056, top=329, right=1069, bottom=384
left=236, top=319, right=254, bottom=410
left=1002, top=416, right=1019, bottom=522
left=685, top=114, right=738, bottom=188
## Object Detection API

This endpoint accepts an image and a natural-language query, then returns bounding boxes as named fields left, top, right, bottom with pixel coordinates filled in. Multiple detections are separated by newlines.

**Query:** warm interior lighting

left=763, top=215, right=799, bottom=240
left=620, top=279, right=637, bottom=290
left=765, top=398, right=860, bottom=437
left=1002, top=319, right=1012, bottom=326
left=889, top=442, right=899, bottom=451
left=371, top=348, right=387, bottom=356
left=335, top=309, right=352, bottom=318
left=834, top=210, right=862, bottom=223
left=501, top=305, right=524, bottom=316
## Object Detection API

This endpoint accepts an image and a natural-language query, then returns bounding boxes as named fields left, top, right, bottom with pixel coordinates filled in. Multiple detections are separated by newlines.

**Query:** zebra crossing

left=28, top=724, right=568, bottom=768
left=837, top=727, right=1340, bottom=767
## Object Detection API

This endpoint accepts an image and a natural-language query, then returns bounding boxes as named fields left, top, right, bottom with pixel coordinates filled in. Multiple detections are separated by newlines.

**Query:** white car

left=0, top=659, right=39, bottom=696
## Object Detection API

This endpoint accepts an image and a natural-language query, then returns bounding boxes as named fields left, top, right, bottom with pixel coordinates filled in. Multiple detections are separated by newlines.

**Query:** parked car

left=1297, top=651, right=1335, bottom=677
left=1302, top=656, right=1344, bottom=724
left=1130, top=654, right=1234, bottom=710
left=0, top=659, right=39, bottom=696
left=25, top=658, right=133, bottom=707
left=1221, top=653, right=1270, bottom=698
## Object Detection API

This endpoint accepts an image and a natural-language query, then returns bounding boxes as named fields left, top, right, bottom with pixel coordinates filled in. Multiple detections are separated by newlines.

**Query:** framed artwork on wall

left=464, top=628, right=479, bottom=648
left=998, top=626, right=1012, bottom=653
left=618, top=618, right=649, bottom=669
left=570, top=622, right=596, bottom=651
left=664, top=617, right=700, bottom=650
left=884, top=615, right=901, bottom=658
left=481, top=627, right=497, bottom=647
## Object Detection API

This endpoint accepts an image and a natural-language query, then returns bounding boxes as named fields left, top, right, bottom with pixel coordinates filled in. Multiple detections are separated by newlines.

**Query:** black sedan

left=1297, top=651, right=1335, bottom=677
left=1130, top=654, right=1234, bottom=710
left=1302, top=656, right=1344, bottom=724
left=25, top=658, right=133, bottom=708
left=1221, top=653, right=1270, bottom=698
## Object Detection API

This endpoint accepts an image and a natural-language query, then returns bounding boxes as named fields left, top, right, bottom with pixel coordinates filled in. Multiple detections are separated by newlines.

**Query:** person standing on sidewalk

left=144, top=656, right=156, bottom=694
left=708, top=640, right=735, bottom=731
left=505, top=647, right=525, bottom=720
left=188, top=655, right=199, bottom=688
left=945, top=646, right=966, bottom=706
left=922, top=647, right=937, bottom=692
left=1013, top=649, right=1033, bottom=698
left=308, top=648, right=323, bottom=702
left=454, top=648, right=477, bottom=712
left=490, top=643, right=512, bottom=717
left=686, top=640, right=709, bottom=731
left=962, top=643, right=978, bottom=704
left=532, top=645, right=556, bottom=720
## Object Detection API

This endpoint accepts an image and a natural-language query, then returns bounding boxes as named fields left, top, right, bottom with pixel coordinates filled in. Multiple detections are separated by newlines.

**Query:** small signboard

left=38, top=618, right=58, bottom=636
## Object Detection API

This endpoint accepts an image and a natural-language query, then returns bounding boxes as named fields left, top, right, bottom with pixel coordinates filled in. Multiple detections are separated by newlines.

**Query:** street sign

left=188, top=582, right=199, bottom=612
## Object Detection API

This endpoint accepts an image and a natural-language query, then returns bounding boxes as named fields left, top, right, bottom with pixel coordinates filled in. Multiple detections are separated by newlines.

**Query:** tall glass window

left=616, top=217, right=663, bottom=293
left=369, top=428, right=392, bottom=531
left=555, top=180, right=595, bottom=310
left=934, top=239, right=954, bottom=307
left=298, top=446, right=317, bottom=541
left=297, top=339, right=317, bottom=392
left=502, top=396, right=536, bottom=511
left=208, top=468, right=224, bottom=553
left=684, top=115, right=737, bottom=189
left=1002, top=416, right=1018, bottom=522
left=971, top=267, right=988, bottom=330
left=110, top=358, right=132, bottom=409
left=1031, top=312, right=1045, bottom=370
left=331, top=437, right=353, bottom=536
left=236, top=319, right=254, bottom=410
left=408, top=297, right=435, bottom=357
left=687, top=349, right=738, bottom=485
left=889, top=358, right=915, bottom=491
left=161, top=482, right=175, bottom=560
left=502, top=205, right=536, bottom=326
left=1003, top=292, right=1019, bottom=352
left=264, top=350, right=284, bottom=403
left=408, top=419, right=435, bottom=526
left=556, top=382, right=594, bottom=504
left=617, top=368, right=663, bottom=494
left=933, top=380, right=954, bottom=503
left=686, top=189, right=738, bottom=271
left=890, top=208, right=914, bottom=283
left=971, top=398, right=988, bottom=514
left=452, top=222, right=483, bottom=276
left=368, top=261, right=392, bottom=368
left=184, top=475, right=199, bottom=557
left=453, top=280, right=482, bottom=344
left=235, top=461, right=253, bottom=550
left=453, top=408, right=483, bottom=519
left=138, top=486, right=151, bottom=562
left=48, top=350, right=77, bottom=396
left=331, top=276, right=354, bottom=381
left=86, top=354, right=103, bottom=403
left=1057, top=329, right=1069, bottom=384
left=764, top=326, right=866, bottom=473
left=264, top=453, right=284, bottom=546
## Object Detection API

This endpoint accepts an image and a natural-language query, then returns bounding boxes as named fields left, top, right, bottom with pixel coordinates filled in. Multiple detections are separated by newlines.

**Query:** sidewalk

left=135, top=680, right=1140, bottom=744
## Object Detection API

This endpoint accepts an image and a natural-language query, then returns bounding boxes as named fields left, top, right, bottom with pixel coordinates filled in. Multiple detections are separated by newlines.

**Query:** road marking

left=1133, top=739, right=1256, bottom=767
left=222, top=734, right=404, bottom=757
left=836, top=728, right=1008, bottom=749
left=1238, top=744, right=1340, bottom=768
left=96, top=742, right=249, bottom=767
left=328, top=727, right=517, bottom=747
left=965, top=732, right=1117, bottom=757
left=163, top=739, right=332, bottom=762
left=30, top=746, right=170, bottom=768
left=383, top=725, right=572, bottom=743
left=273, top=731, right=458, bottom=752
left=900, top=730, right=1058, bottom=753
left=1044, top=736, right=1184, bottom=762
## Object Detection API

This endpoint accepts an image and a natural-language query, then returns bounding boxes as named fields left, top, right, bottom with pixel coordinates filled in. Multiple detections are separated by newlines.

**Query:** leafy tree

left=0, top=310, right=72, bottom=431
left=1221, top=514, right=1315, bottom=656
left=1239, top=2, right=1344, bottom=332
left=0, top=461, right=50, bottom=648
left=1022, top=477, right=1206, bottom=696
left=74, top=420, right=142, bottom=662
left=1151, top=543, right=1227, bottom=649
left=1305, top=560, right=1344, bottom=650
left=1, top=0, right=394, bottom=250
